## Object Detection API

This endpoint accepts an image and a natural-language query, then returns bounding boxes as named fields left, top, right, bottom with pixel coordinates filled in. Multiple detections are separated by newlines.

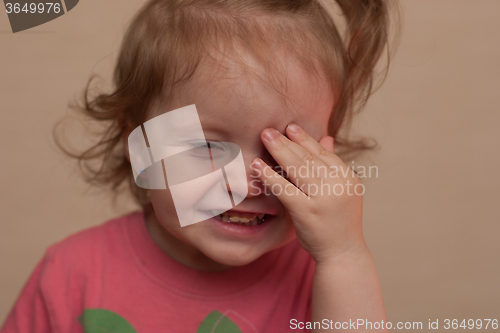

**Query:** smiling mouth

left=211, top=211, right=268, bottom=226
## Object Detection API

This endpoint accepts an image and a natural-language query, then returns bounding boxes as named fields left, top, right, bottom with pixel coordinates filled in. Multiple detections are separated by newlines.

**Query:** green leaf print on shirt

left=77, top=308, right=138, bottom=333
left=197, top=310, right=242, bottom=333
left=77, top=308, right=242, bottom=333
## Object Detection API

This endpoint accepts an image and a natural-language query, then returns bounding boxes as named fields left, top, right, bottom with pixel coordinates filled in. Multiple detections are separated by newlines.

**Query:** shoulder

left=1, top=211, right=145, bottom=330
left=30, top=211, right=145, bottom=308
left=41, top=211, right=143, bottom=274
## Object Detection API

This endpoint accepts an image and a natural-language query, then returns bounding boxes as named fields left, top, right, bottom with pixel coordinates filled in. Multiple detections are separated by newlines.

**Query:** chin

left=200, top=242, right=271, bottom=267
left=199, top=233, right=296, bottom=268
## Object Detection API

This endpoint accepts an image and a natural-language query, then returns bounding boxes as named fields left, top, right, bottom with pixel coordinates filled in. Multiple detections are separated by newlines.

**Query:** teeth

left=221, top=212, right=257, bottom=220
left=247, top=219, right=258, bottom=226
left=214, top=212, right=268, bottom=226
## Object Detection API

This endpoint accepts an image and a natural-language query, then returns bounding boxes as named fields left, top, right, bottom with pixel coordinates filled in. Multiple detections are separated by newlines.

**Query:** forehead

left=160, top=46, right=334, bottom=141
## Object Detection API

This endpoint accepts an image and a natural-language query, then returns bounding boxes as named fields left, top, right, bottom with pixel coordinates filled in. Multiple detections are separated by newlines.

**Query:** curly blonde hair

left=54, top=0, right=399, bottom=208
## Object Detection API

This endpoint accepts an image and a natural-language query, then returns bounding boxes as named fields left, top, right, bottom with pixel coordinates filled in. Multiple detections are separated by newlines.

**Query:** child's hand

left=252, top=123, right=367, bottom=264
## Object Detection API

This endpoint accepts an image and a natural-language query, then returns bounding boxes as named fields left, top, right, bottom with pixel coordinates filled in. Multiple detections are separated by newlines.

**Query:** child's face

left=144, top=49, right=334, bottom=270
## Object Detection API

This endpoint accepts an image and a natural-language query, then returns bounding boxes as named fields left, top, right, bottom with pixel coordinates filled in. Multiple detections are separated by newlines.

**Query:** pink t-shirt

left=1, top=211, right=315, bottom=332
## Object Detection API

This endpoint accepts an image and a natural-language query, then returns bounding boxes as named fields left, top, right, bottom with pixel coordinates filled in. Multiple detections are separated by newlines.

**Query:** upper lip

left=216, top=209, right=277, bottom=216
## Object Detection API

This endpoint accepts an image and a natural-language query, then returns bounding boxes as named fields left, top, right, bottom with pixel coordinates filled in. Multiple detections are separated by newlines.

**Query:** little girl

left=2, top=0, right=397, bottom=332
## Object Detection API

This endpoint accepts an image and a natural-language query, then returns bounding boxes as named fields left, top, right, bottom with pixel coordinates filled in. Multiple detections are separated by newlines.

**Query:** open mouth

left=211, top=211, right=268, bottom=226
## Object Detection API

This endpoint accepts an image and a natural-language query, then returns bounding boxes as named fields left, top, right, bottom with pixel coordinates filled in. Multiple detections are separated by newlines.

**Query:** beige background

left=1, top=0, right=499, bottom=330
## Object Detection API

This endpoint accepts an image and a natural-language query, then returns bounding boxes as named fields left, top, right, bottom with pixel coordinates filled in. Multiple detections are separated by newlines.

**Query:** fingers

left=251, top=158, right=307, bottom=208
left=259, top=124, right=352, bottom=197
left=285, top=123, right=336, bottom=162
left=319, top=136, right=334, bottom=153
left=261, top=128, right=318, bottom=186
left=261, top=125, right=339, bottom=181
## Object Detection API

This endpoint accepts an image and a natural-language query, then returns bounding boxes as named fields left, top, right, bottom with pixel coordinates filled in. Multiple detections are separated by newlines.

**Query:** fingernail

left=263, top=128, right=280, bottom=141
left=287, top=123, right=301, bottom=134
left=251, top=158, right=264, bottom=169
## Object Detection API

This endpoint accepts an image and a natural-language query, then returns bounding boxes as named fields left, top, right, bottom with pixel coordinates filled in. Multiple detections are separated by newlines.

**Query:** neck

left=144, top=208, right=233, bottom=272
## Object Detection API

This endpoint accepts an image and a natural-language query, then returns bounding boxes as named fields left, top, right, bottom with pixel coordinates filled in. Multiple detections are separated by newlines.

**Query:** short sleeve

left=0, top=253, right=53, bottom=333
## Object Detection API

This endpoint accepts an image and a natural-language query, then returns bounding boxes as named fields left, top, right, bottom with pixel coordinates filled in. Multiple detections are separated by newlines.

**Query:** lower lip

left=208, top=215, right=274, bottom=236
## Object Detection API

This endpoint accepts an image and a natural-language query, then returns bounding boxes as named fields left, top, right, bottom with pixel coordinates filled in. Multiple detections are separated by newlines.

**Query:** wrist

left=314, top=241, right=372, bottom=269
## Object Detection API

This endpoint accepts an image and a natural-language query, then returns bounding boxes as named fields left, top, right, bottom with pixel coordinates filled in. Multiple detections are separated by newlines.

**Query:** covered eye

left=187, top=141, right=226, bottom=159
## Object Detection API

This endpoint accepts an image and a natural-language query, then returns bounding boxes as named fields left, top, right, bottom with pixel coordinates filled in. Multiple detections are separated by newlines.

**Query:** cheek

left=149, top=189, right=179, bottom=226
